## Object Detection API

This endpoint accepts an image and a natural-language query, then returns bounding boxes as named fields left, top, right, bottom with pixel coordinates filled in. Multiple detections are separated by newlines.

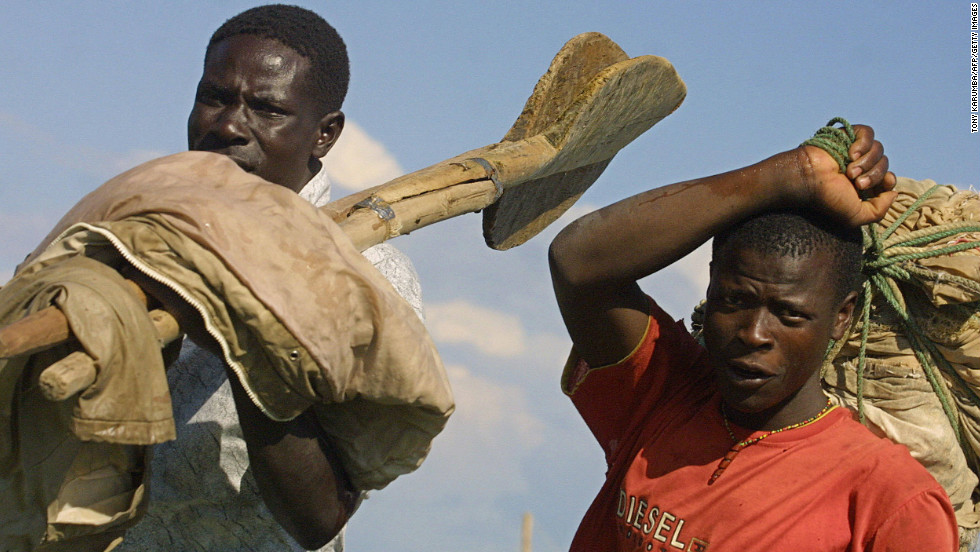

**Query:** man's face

left=187, top=34, right=341, bottom=192
left=702, top=245, right=854, bottom=428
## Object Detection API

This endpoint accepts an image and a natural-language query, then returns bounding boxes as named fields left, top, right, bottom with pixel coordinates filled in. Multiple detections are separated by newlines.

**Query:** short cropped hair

left=206, top=4, right=350, bottom=114
left=711, top=210, right=864, bottom=302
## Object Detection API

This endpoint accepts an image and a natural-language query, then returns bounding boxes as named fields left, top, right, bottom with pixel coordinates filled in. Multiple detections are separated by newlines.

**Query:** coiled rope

left=803, top=118, right=980, bottom=450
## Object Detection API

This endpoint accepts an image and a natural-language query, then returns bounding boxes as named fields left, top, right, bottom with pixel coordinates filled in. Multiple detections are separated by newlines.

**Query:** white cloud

left=554, top=202, right=599, bottom=227
left=443, top=363, right=545, bottom=451
left=635, top=240, right=711, bottom=321
left=370, top=361, right=546, bottom=501
left=668, top=241, right=712, bottom=296
left=426, top=299, right=527, bottom=357
left=350, top=361, right=552, bottom=550
left=325, top=120, right=405, bottom=192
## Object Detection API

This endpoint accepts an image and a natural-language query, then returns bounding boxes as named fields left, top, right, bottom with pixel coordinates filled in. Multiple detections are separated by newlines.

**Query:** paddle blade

left=484, top=54, right=686, bottom=250
left=502, top=32, right=628, bottom=143
left=482, top=159, right=610, bottom=250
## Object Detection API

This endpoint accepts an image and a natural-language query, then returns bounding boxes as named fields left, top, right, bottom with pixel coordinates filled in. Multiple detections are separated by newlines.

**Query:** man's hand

left=796, top=124, right=897, bottom=227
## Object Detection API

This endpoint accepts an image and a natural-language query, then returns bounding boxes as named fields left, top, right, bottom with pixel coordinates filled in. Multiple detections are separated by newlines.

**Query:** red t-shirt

left=562, top=299, right=957, bottom=551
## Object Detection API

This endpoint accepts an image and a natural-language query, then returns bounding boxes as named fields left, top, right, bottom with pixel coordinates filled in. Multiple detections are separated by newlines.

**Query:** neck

left=307, top=157, right=322, bottom=180
left=723, top=384, right=829, bottom=432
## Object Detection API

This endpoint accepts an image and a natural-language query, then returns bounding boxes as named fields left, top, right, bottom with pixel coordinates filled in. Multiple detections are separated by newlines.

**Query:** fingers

left=847, top=125, right=896, bottom=222
left=845, top=124, right=895, bottom=194
left=846, top=129, right=881, bottom=181
left=882, top=170, right=897, bottom=192
left=849, top=124, right=875, bottom=157
left=856, top=189, right=899, bottom=226
left=856, top=152, right=891, bottom=192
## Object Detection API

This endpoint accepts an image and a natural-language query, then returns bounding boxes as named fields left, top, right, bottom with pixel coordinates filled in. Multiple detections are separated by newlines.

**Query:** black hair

left=711, top=209, right=864, bottom=302
left=206, top=4, right=349, bottom=114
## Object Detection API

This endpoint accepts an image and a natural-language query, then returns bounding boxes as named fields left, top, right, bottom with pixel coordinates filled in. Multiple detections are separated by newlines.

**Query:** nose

left=212, top=103, right=249, bottom=144
left=736, top=308, right=773, bottom=349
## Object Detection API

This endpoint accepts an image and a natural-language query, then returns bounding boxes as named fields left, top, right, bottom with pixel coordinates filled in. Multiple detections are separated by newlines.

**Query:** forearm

left=550, top=149, right=802, bottom=291
left=228, top=374, right=355, bottom=550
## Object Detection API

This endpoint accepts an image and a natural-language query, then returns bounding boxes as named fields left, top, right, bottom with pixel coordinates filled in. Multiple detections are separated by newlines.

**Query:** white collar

left=298, top=163, right=332, bottom=207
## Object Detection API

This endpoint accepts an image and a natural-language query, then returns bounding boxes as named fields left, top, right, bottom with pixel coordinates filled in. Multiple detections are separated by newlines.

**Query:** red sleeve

left=561, top=297, right=708, bottom=461
left=866, top=487, right=958, bottom=551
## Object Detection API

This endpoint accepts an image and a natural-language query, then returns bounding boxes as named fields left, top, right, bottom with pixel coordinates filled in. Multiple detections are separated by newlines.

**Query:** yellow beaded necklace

left=708, top=399, right=837, bottom=485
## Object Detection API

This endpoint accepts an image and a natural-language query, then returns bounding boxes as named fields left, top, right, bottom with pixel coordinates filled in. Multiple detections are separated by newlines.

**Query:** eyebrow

left=769, top=296, right=816, bottom=316
left=199, top=80, right=294, bottom=105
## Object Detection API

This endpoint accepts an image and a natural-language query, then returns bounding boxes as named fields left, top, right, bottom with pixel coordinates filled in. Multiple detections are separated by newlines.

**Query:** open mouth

left=727, top=362, right=774, bottom=383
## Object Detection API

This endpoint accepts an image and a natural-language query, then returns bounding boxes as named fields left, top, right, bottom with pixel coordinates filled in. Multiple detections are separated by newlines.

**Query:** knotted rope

left=804, top=118, right=980, bottom=450
left=800, top=116, right=856, bottom=171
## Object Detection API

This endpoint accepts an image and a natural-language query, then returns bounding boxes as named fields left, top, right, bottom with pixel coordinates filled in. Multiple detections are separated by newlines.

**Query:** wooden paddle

left=324, top=34, right=686, bottom=251
left=0, top=32, right=686, bottom=401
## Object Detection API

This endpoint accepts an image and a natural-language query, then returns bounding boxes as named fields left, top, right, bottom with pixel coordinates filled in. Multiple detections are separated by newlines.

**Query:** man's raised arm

left=548, top=125, right=896, bottom=368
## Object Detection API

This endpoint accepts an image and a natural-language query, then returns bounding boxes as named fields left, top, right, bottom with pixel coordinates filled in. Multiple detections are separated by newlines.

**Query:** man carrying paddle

left=549, top=125, right=958, bottom=550
left=116, top=5, right=422, bottom=551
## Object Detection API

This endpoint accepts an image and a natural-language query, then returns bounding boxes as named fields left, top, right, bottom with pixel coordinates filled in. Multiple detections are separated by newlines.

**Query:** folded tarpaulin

left=0, top=151, right=453, bottom=551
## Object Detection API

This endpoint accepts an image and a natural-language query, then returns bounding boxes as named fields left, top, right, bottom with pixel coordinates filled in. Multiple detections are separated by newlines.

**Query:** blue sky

left=1, top=2, right=978, bottom=551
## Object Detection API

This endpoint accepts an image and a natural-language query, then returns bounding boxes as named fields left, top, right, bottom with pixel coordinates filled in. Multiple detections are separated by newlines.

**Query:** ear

left=830, top=290, right=859, bottom=341
left=312, top=110, right=345, bottom=158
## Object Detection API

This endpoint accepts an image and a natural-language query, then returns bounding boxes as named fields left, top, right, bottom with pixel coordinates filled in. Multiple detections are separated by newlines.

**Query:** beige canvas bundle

left=821, top=176, right=980, bottom=545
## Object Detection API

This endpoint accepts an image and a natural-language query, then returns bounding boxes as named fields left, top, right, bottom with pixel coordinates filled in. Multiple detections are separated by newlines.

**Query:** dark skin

left=549, top=126, right=896, bottom=431
left=188, top=34, right=344, bottom=193
left=179, top=33, right=352, bottom=548
left=702, top=245, right=855, bottom=430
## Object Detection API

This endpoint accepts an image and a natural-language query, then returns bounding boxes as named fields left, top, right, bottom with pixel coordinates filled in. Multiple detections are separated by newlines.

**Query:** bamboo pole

left=521, top=512, right=533, bottom=552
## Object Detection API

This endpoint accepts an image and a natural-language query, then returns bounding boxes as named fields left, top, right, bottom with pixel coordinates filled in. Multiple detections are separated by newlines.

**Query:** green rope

left=801, top=116, right=856, bottom=171
left=880, top=185, right=943, bottom=241
left=865, top=240, right=980, bottom=269
left=802, top=117, right=980, bottom=450
left=883, top=221, right=980, bottom=249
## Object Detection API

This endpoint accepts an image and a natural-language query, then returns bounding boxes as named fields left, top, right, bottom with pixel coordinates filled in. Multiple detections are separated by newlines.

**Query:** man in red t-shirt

left=548, top=125, right=958, bottom=551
